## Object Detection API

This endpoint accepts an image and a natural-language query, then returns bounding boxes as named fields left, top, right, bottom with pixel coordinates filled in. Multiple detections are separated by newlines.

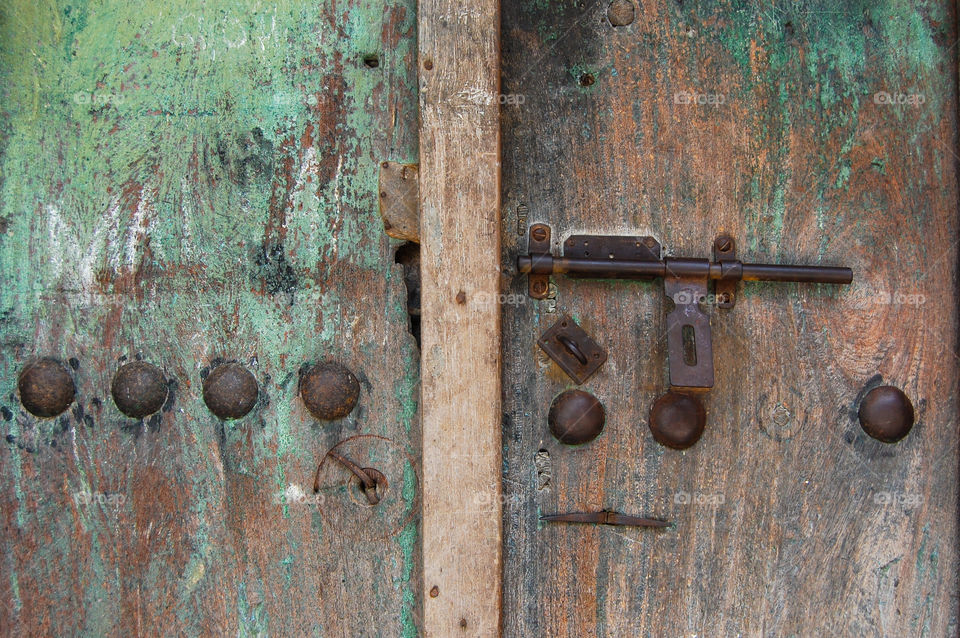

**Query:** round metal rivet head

left=111, top=361, right=167, bottom=418
left=858, top=385, right=914, bottom=443
left=607, top=0, right=635, bottom=26
left=548, top=389, right=605, bottom=445
left=300, top=362, right=360, bottom=420
left=18, top=358, right=76, bottom=418
left=649, top=392, right=706, bottom=450
left=203, top=363, right=258, bottom=420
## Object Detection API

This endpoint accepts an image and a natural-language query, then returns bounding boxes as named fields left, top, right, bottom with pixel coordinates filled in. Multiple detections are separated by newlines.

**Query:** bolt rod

left=517, top=255, right=852, bottom=285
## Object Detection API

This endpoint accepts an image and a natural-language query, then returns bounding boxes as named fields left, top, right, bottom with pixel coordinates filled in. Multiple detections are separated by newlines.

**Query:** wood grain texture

left=418, top=0, right=503, bottom=634
left=0, top=0, right=422, bottom=635
left=500, top=1, right=958, bottom=636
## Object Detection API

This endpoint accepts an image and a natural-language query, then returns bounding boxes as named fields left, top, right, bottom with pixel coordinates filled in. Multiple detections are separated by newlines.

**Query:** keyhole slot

left=682, top=325, right=697, bottom=366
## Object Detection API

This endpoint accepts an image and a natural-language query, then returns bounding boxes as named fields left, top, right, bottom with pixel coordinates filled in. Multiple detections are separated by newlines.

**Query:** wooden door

left=0, top=1, right=422, bottom=635
left=500, top=1, right=959, bottom=636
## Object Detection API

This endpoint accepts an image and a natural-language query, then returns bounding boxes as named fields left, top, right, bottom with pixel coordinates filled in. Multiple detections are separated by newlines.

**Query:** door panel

left=501, top=1, right=958, bottom=636
left=0, top=1, right=420, bottom=635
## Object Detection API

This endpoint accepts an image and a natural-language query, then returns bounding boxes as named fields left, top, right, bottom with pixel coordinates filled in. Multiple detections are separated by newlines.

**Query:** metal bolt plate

left=527, top=223, right=552, bottom=299
left=537, top=315, right=607, bottom=384
left=563, top=234, right=660, bottom=275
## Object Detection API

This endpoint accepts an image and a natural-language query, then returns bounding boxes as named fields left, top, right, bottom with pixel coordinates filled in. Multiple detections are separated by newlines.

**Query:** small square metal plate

left=538, top=315, right=607, bottom=384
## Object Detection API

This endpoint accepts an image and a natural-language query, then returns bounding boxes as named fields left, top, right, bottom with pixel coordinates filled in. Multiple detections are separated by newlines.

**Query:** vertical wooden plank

left=418, top=0, right=502, bottom=633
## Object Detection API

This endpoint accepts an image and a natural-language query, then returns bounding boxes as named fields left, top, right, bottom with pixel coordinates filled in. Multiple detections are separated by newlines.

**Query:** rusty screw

left=18, top=358, right=76, bottom=418
left=858, top=385, right=915, bottom=443
left=649, top=392, right=706, bottom=450
left=202, top=362, right=259, bottom=420
left=531, top=226, right=548, bottom=242
left=548, top=389, right=605, bottom=445
left=715, top=235, right=733, bottom=253
left=111, top=361, right=168, bottom=419
left=300, top=362, right=360, bottom=420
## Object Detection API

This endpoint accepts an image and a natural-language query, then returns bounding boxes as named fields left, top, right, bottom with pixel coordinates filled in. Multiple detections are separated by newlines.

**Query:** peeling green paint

left=0, top=0, right=420, bottom=633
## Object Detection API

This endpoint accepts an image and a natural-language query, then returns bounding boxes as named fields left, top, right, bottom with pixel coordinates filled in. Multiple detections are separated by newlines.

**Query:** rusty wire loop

left=314, top=449, right=383, bottom=505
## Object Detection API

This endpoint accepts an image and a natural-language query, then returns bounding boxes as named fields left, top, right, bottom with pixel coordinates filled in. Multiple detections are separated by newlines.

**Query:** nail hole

left=579, top=73, right=595, bottom=87
left=423, top=59, right=434, bottom=70
left=430, top=585, right=440, bottom=598
left=363, top=54, right=380, bottom=68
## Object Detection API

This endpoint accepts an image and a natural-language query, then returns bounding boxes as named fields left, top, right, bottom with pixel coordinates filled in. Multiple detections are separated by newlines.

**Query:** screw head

left=858, top=385, right=914, bottom=443
left=111, top=361, right=167, bottom=418
left=715, top=236, right=733, bottom=253
left=300, top=362, right=360, bottom=420
left=203, top=363, right=259, bottom=420
left=548, top=389, right=605, bottom=445
left=531, top=226, right=548, bottom=242
left=18, top=358, right=76, bottom=418
left=649, top=392, right=706, bottom=450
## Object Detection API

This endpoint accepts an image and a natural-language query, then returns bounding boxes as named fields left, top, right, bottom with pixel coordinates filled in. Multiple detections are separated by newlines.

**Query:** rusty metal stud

left=18, top=358, right=76, bottom=418
left=607, top=0, right=635, bottom=26
left=300, top=362, right=360, bottom=420
left=649, top=392, right=706, bottom=450
left=202, top=363, right=258, bottom=420
left=548, top=389, right=605, bottom=445
left=111, top=361, right=167, bottom=418
left=858, top=385, right=915, bottom=443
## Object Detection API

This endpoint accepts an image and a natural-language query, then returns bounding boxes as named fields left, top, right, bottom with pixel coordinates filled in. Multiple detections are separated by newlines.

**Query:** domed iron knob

left=111, top=361, right=168, bottom=418
left=649, top=392, right=706, bottom=450
left=300, top=362, right=360, bottom=420
left=548, top=389, right=605, bottom=445
left=18, top=358, right=76, bottom=418
left=858, top=385, right=914, bottom=443
left=203, top=363, right=259, bottom=420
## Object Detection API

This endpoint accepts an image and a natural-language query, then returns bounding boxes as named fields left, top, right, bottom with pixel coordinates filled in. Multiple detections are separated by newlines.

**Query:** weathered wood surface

left=418, top=0, right=503, bottom=633
left=500, top=1, right=959, bottom=636
left=0, top=1, right=422, bottom=635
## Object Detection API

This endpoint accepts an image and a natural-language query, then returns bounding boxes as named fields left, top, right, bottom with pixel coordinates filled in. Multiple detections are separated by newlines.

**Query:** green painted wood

left=0, top=0, right=421, bottom=635
left=500, top=1, right=958, bottom=636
